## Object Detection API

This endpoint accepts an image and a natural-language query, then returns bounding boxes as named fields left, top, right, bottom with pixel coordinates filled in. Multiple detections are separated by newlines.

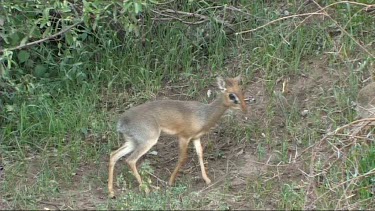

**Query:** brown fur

left=356, top=81, right=375, bottom=118
left=108, top=76, right=247, bottom=198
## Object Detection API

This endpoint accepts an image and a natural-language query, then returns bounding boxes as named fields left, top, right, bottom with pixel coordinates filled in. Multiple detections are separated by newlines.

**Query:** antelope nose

left=241, top=103, right=248, bottom=114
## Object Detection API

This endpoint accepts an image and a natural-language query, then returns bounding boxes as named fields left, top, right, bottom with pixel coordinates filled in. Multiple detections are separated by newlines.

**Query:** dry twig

left=304, top=116, right=375, bottom=209
left=0, top=21, right=82, bottom=54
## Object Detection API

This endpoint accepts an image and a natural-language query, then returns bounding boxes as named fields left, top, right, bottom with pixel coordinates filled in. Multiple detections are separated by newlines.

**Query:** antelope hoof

left=204, top=178, right=212, bottom=185
left=109, top=191, right=116, bottom=199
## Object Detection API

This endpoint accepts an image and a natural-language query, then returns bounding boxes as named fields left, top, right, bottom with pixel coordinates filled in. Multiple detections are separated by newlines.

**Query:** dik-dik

left=108, top=75, right=247, bottom=198
left=356, top=74, right=375, bottom=118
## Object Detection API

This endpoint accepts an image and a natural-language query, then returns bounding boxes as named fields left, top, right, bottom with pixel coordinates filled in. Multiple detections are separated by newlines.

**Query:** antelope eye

left=229, top=93, right=239, bottom=104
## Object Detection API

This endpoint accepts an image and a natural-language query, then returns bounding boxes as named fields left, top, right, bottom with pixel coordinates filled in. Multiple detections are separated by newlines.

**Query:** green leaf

left=79, top=32, right=88, bottom=41
left=25, top=59, right=35, bottom=69
left=134, top=2, right=142, bottom=14
left=17, top=50, right=30, bottom=63
left=65, top=32, right=73, bottom=45
left=5, top=104, right=14, bottom=112
left=83, top=14, right=90, bottom=27
left=34, top=64, right=47, bottom=78
left=42, top=26, right=51, bottom=38
left=10, top=32, right=20, bottom=46
left=93, top=15, right=99, bottom=30
left=20, top=36, right=28, bottom=46
left=123, top=2, right=133, bottom=12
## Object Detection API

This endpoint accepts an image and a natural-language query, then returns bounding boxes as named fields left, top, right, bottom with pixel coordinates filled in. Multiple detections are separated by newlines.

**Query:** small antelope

left=356, top=79, right=375, bottom=118
left=108, top=75, right=247, bottom=198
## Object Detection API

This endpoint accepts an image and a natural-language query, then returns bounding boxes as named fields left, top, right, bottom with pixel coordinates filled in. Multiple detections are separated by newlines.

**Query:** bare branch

left=151, top=9, right=207, bottom=25
left=163, top=9, right=232, bottom=27
left=151, top=8, right=234, bottom=31
left=236, top=1, right=375, bottom=35
left=0, top=21, right=82, bottom=54
left=235, top=12, right=327, bottom=35
left=310, top=0, right=375, bottom=58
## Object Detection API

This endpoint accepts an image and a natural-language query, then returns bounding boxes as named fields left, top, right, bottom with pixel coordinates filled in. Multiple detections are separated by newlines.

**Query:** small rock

left=236, top=149, right=244, bottom=157
left=301, top=109, right=309, bottom=117
left=148, top=151, right=158, bottom=156
left=207, top=89, right=212, bottom=98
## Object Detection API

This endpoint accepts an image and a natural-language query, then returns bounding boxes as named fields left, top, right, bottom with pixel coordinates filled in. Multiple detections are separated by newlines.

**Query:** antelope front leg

left=193, top=139, right=211, bottom=184
left=169, top=138, right=190, bottom=185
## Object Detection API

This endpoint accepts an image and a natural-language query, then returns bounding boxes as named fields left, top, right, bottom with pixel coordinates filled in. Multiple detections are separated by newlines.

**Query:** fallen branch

left=303, top=115, right=375, bottom=209
left=297, top=117, right=375, bottom=163
left=0, top=21, right=82, bottom=54
left=164, top=9, right=232, bottom=27
left=333, top=117, right=375, bottom=134
left=310, top=0, right=375, bottom=59
left=151, top=9, right=206, bottom=25
left=236, top=1, right=374, bottom=35
left=151, top=8, right=235, bottom=32
left=312, top=168, right=375, bottom=206
left=236, top=12, right=326, bottom=35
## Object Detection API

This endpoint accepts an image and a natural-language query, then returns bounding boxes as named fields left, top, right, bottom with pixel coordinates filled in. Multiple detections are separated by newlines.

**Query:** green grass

left=1, top=0, right=375, bottom=209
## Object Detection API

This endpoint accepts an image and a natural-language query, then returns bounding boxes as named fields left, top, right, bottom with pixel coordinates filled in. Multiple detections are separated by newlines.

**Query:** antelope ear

left=234, top=74, right=242, bottom=83
left=216, top=76, right=227, bottom=92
